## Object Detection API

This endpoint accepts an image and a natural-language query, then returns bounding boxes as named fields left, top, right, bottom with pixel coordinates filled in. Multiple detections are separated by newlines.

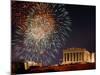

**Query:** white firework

left=12, top=2, right=72, bottom=66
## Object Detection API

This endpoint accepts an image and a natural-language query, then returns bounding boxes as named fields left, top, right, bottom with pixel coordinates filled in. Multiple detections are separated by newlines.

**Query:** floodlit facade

left=62, top=48, right=95, bottom=64
left=24, top=48, right=95, bottom=70
left=24, top=61, right=42, bottom=70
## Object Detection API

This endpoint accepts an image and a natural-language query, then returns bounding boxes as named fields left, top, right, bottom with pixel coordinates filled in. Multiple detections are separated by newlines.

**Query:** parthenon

left=24, top=48, right=95, bottom=70
left=62, top=48, right=95, bottom=64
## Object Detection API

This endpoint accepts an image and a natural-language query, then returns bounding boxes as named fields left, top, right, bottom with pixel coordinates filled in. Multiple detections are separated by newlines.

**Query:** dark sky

left=11, top=1, right=96, bottom=65
left=64, top=4, right=96, bottom=52
left=12, top=2, right=96, bottom=53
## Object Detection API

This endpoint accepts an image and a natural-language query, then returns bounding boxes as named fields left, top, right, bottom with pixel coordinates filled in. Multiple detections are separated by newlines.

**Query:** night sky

left=64, top=4, right=96, bottom=52
left=12, top=2, right=96, bottom=52
left=12, top=1, right=96, bottom=65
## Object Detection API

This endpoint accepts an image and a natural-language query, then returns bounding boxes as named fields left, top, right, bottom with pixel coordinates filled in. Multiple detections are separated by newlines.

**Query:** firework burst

left=12, top=2, right=72, bottom=66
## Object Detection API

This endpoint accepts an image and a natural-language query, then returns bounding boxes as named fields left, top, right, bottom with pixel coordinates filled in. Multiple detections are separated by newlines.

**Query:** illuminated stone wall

left=62, top=48, right=95, bottom=64
left=24, top=61, right=42, bottom=70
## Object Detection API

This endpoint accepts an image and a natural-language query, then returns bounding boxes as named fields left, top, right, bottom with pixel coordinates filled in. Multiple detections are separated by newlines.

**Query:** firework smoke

left=12, top=2, right=72, bottom=66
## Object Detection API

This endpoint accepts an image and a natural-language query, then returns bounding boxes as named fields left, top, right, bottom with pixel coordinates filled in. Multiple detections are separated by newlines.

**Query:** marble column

left=80, top=52, right=82, bottom=62
left=66, top=53, right=67, bottom=62
left=75, top=52, right=77, bottom=62
left=78, top=52, right=80, bottom=62
left=67, top=53, right=69, bottom=61
left=69, top=53, right=71, bottom=62
left=72, top=53, right=74, bottom=62
left=63, top=53, right=65, bottom=63
left=24, top=62, right=28, bottom=70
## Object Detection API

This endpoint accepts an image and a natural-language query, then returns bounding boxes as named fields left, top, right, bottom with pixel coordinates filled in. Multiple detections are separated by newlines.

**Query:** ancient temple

left=62, top=48, right=95, bottom=64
